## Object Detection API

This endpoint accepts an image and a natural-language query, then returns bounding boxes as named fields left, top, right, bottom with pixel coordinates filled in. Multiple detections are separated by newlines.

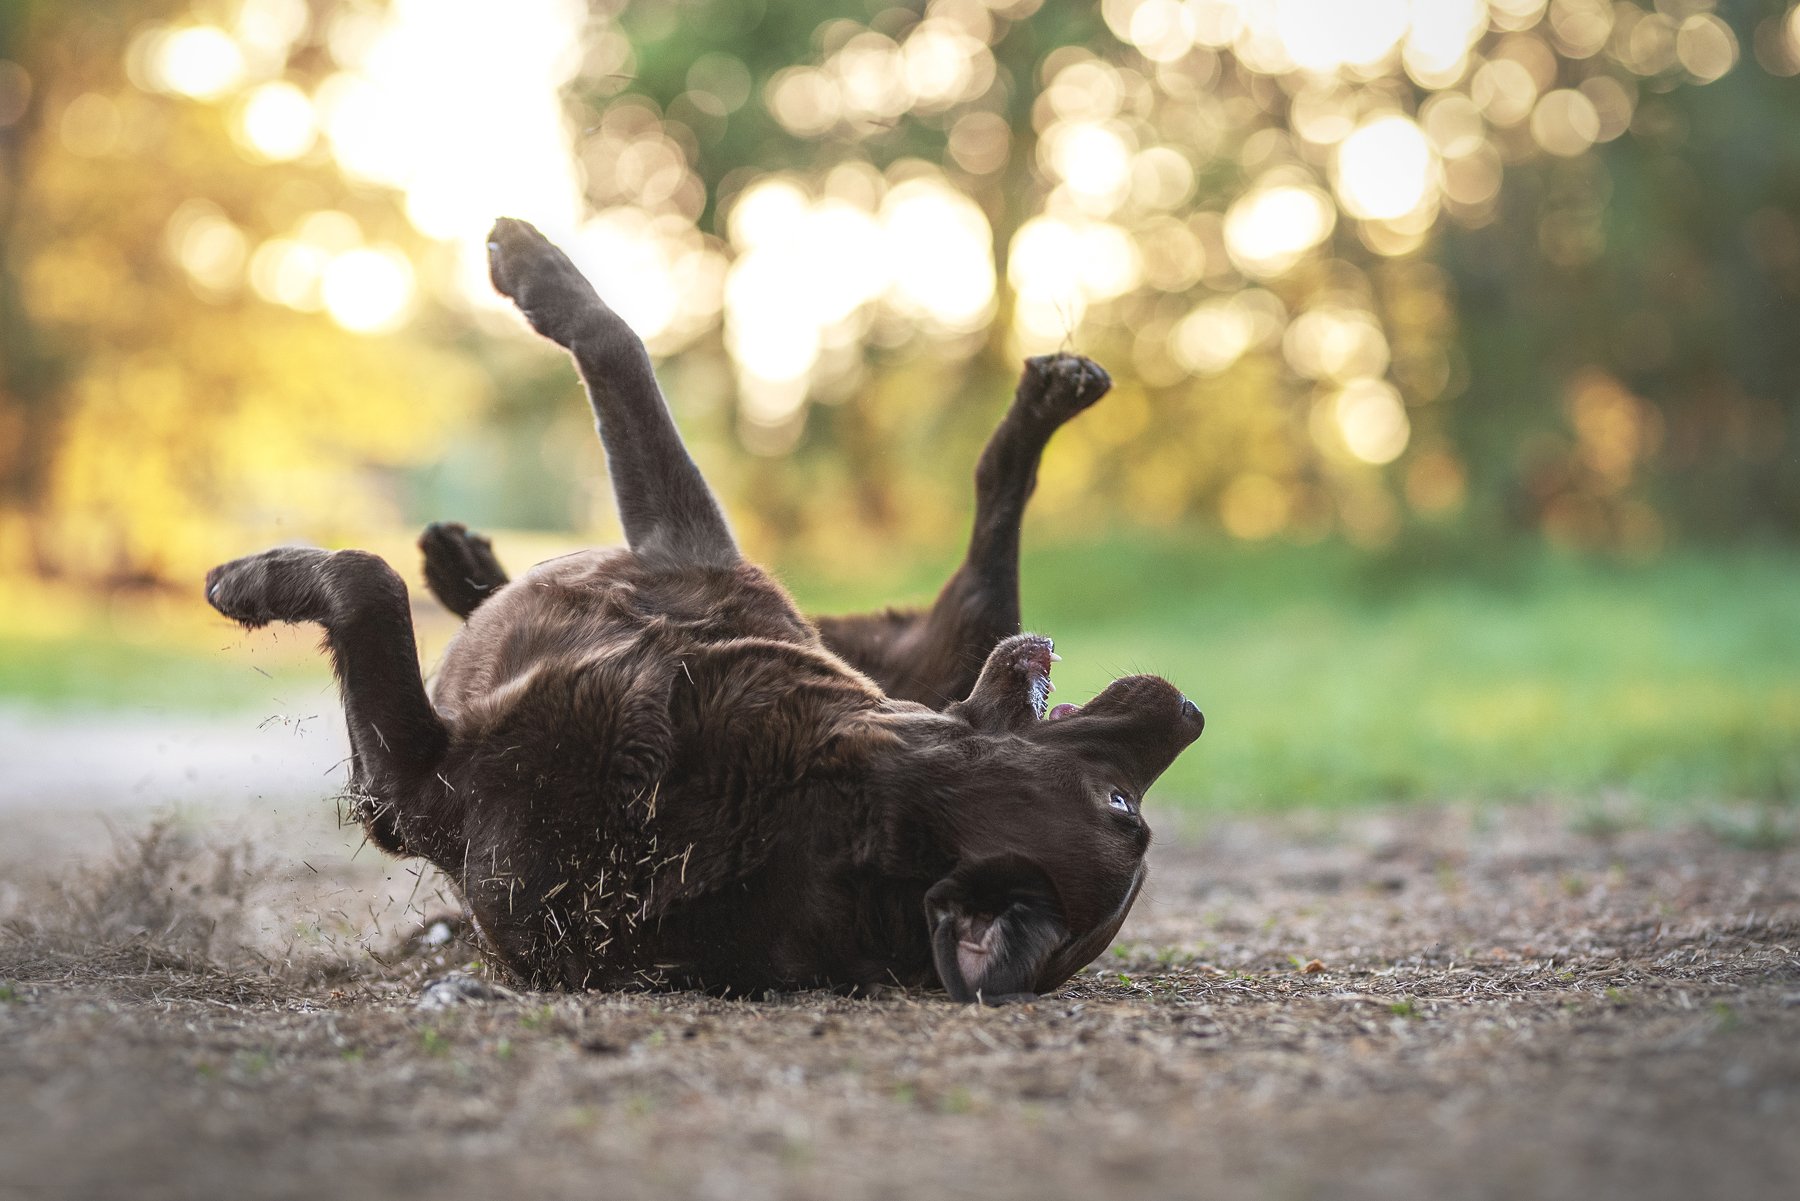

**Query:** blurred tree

left=1444, top=11, right=1800, bottom=548
left=577, top=0, right=1800, bottom=557
left=4, top=0, right=1800, bottom=593
left=0, top=0, right=482, bottom=587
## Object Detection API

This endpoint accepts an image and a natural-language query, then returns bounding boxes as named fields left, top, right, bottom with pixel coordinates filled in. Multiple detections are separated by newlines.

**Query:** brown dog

left=417, top=349, right=1113, bottom=710
left=206, top=218, right=1203, bottom=1002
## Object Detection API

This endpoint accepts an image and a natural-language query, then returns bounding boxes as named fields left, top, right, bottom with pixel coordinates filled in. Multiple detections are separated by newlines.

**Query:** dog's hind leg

left=816, top=354, right=1110, bottom=706
left=206, top=547, right=455, bottom=856
left=487, top=217, right=738, bottom=569
left=419, top=522, right=509, bottom=618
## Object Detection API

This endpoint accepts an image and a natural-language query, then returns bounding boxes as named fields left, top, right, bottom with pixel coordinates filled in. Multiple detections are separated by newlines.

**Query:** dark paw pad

left=419, top=522, right=508, bottom=618
left=486, top=217, right=603, bottom=348
left=418, top=521, right=496, bottom=572
left=1018, top=354, right=1112, bottom=425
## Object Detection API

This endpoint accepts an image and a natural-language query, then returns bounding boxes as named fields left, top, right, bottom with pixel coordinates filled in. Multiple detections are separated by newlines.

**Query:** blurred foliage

left=1013, top=540, right=1800, bottom=809
left=8, top=538, right=1798, bottom=811
left=0, top=0, right=483, bottom=585
left=0, top=0, right=1797, bottom=593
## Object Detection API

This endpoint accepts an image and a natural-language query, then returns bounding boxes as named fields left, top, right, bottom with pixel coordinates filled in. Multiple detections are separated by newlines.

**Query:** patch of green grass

left=0, top=622, right=325, bottom=712
left=0, top=571, right=452, bottom=712
left=8, top=539, right=1798, bottom=814
left=791, top=539, right=1800, bottom=814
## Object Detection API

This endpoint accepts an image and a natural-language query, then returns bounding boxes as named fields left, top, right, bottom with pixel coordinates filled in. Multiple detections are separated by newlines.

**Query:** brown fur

left=207, top=219, right=1202, bottom=1002
left=420, top=349, right=1116, bottom=708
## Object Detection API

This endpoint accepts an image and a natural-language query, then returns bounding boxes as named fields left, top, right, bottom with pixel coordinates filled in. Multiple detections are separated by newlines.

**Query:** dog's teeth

left=1047, top=652, right=1062, bottom=662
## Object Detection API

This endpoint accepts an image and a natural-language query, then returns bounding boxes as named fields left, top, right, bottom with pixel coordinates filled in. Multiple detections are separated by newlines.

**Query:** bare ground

left=1, top=802, right=1796, bottom=1201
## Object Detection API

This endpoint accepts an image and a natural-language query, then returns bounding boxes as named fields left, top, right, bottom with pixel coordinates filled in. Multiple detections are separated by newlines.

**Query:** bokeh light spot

left=1676, top=14, right=1738, bottom=85
left=322, top=246, right=415, bottom=334
left=1472, top=57, right=1539, bottom=126
left=1284, top=307, right=1391, bottom=382
left=151, top=25, right=245, bottom=100
left=165, top=201, right=247, bottom=299
left=1336, top=115, right=1437, bottom=222
left=235, top=81, right=317, bottom=161
left=1333, top=379, right=1411, bottom=464
left=1223, top=182, right=1336, bottom=278
left=1530, top=89, right=1600, bottom=158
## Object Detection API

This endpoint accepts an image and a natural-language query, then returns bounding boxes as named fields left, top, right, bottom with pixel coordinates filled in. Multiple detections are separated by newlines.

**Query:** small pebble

left=417, top=971, right=517, bottom=1010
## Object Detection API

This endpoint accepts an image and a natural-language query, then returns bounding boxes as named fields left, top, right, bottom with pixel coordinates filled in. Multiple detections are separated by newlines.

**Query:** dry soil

left=1, top=802, right=1796, bottom=1201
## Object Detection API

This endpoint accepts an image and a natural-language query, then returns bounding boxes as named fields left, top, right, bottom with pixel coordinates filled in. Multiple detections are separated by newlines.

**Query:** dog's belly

left=431, top=548, right=815, bottom=712
left=413, top=549, right=922, bottom=992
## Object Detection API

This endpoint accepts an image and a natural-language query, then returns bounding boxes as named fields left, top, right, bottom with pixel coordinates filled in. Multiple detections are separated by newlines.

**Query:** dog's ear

left=924, top=855, right=1068, bottom=1004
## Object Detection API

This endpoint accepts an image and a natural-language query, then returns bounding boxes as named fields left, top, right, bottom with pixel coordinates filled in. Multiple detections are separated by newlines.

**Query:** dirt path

left=0, top=705, right=349, bottom=815
left=1, top=803, right=1795, bottom=1201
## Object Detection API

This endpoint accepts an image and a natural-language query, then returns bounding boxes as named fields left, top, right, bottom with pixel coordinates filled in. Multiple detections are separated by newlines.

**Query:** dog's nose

left=1180, top=698, right=1204, bottom=735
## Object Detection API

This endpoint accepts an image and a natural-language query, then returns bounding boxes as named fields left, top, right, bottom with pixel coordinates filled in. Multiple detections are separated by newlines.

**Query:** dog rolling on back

left=207, top=219, right=1203, bottom=1002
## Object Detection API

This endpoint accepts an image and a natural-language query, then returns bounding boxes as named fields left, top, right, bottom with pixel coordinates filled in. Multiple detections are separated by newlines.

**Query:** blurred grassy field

left=801, top=539, right=1800, bottom=816
left=3, top=539, right=1796, bottom=816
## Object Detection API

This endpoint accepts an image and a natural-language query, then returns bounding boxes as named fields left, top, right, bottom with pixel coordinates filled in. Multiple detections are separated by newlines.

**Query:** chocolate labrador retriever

left=206, top=218, right=1203, bottom=1003
left=417, top=349, right=1111, bottom=710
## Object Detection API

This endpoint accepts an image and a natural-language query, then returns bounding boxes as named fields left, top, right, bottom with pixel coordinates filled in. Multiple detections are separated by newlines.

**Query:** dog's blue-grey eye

left=1109, top=790, right=1133, bottom=813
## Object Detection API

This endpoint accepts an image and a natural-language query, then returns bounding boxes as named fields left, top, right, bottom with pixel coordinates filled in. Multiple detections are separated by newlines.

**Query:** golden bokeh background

left=1, top=0, right=1797, bottom=593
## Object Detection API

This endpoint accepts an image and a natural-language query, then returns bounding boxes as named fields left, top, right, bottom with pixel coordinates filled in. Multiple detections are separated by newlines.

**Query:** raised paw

left=419, top=521, right=509, bottom=619
left=956, top=633, right=1059, bottom=731
left=486, top=217, right=605, bottom=349
left=205, top=547, right=336, bottom=629
left=1015, top=353, right=1112, bottom=427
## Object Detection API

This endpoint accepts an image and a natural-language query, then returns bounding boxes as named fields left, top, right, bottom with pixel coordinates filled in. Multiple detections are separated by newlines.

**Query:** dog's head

left=886, top=634, right=1203, bottom=1001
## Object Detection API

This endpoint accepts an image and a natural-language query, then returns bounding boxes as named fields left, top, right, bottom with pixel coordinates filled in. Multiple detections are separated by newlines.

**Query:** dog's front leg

left=206, top=547, right=455, bottom=857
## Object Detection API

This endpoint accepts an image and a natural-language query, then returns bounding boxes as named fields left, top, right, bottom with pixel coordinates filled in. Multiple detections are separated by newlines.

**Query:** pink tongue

left=1048, top=703, right=1080, bottom=721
